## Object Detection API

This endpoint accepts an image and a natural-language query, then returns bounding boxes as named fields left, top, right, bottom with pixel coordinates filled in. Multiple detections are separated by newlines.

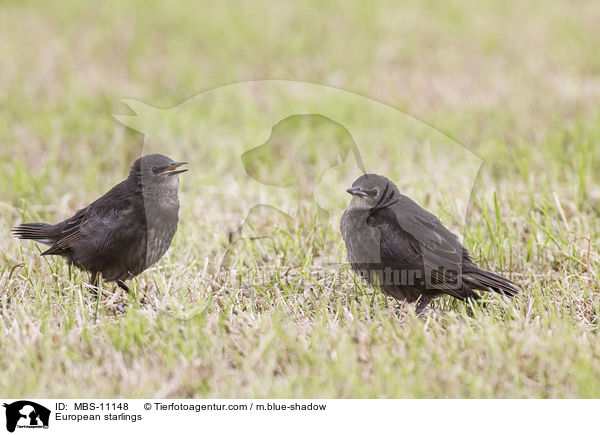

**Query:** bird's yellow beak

left=158, top=161, right=188, bottom=176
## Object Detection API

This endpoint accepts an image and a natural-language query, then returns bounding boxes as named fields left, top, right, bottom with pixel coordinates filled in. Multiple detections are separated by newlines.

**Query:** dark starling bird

left=13, top=154, right=187, bottom=292
left=340, top=174, right=519, bottom=313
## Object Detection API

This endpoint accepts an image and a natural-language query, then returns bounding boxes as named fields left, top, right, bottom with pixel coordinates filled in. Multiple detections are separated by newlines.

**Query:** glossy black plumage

left=340, top=174, right=519, bottom=313
left=13, top=154, right=187, bottom=291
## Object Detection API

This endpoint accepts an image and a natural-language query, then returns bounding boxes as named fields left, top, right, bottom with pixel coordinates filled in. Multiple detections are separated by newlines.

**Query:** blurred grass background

left=1, top=0, right=600, bottom=398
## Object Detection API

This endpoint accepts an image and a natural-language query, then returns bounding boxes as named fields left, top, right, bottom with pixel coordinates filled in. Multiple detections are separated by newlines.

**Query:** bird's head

left=130, top=154, right=188, bottom=190
left=345, top=173, right=399, bottom=209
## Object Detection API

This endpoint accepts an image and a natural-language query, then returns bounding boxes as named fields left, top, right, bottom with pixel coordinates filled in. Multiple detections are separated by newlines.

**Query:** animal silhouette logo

left=3, top=401, right=50, bottom=432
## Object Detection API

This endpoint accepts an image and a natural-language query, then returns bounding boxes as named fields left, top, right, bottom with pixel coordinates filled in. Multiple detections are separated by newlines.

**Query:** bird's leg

left=415, top=296, right=431, bottom=314
left=104, top=280, right=129, bottom=315
left=89, top=272, right=100, bottom=296
left=116, top=280, right=130, bottom=293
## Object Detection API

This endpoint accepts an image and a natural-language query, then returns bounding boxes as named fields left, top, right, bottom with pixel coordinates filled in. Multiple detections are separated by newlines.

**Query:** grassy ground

left=1, top=0, right=600, bottom=398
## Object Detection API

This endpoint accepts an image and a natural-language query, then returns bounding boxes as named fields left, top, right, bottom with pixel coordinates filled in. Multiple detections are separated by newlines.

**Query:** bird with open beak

left=13, top=154, right=187, bottom=293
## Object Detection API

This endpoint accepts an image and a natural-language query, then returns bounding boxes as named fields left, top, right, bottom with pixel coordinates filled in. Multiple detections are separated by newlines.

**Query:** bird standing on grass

left=13, top=154, right=187, bottom=293
left=340, top=174, right=519, bottom=313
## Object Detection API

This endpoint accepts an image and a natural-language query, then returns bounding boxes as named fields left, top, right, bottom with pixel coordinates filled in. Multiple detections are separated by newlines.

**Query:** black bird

left=340, top=174, right=519, bottom=313
left=13, top=154, right=187, bottom=292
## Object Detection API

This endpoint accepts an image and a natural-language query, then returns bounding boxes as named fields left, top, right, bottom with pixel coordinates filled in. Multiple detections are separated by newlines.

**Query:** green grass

left=1, top=0, right=600, bottom=398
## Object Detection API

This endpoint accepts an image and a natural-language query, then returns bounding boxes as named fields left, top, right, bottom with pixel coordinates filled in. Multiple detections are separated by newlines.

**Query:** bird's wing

left=42, top=183, right=141, bottom=256
left=369, top=207, right=422, bottom=260
left=41, top=208, right=88, bottom=255
left=372, top=195, right=467, bottom=297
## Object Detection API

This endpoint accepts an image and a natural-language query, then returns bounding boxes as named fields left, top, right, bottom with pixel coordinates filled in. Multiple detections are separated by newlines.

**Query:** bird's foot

left=87, top=285, right=100, bottom=298
left=415, top=296, right=431, bottom=315
left=109, top=302, right=128, bottom=315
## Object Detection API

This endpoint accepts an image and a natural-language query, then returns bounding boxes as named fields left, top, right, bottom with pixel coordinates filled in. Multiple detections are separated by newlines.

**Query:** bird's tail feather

left=12, top=223, right=56, bottom=246
left=463, top=267, right=520, bottom=297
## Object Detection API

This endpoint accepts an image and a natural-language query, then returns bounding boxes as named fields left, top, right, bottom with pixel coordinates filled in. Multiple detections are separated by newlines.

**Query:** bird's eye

left=367, top=189, right=378, bottom=197
left=151, top=166, right=160, bottom=175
